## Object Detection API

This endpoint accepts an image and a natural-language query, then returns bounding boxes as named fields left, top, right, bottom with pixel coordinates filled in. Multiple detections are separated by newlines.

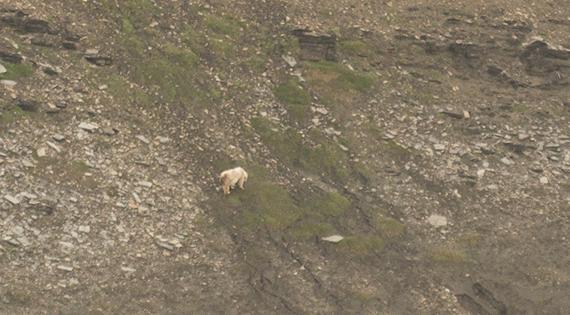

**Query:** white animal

left=219, top=167, right=248, bottom=195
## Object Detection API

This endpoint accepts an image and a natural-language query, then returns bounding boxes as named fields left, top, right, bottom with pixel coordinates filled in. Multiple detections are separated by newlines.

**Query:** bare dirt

left=1, top=0, right=569, bottom=314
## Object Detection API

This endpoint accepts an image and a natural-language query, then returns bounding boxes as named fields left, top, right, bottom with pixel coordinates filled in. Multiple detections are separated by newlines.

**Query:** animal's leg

left=238, top=176, right=245, bottom=190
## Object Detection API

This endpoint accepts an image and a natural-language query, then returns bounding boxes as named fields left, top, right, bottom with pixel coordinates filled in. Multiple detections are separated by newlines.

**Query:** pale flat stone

left=322, top=235, right=344, bottom=243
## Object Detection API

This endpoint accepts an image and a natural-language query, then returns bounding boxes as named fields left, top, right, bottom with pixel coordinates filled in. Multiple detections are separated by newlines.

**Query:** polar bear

left=219, top=167, right=248, bottom=195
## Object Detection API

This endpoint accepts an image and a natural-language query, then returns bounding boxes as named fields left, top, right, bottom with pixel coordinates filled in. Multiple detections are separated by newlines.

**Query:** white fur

left=219, top=167, right=248, bottom=195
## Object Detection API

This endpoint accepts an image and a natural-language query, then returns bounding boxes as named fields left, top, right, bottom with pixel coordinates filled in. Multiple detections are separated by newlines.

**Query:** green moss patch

left=306, top=61, right=375, bottom=95
left=431, top=247, right=468, bottom=264
left=251, top=117, right=350, bottom=182
left=69, top=160, right=91, bottom=180
left=205, top=14, right=243, bottom=37
left=339, top=235, right=385, bottom=255
left=101, top=0, right=156, bottom=29
left=0, top=63, right=34, bottom=80
left=376, top=217, right=405, bottom=238
left=0, top=103, right=27, bottom=125
left=339, top=40, right=374, bottom=57
left=127, top=44, right=218, bottom=106
left=289, top=221, right=335, bottom=240
left=274, top=79, right=311, bottom=122
left=305, top=192, right=351, bottom=217
left=104, top=73, right=152, bottom=107
left=215, top=165, right=302, bottom=231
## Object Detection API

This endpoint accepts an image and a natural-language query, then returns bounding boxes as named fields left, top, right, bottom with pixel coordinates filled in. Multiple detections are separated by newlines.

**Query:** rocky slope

left=1, top=0, right=569, bottom=314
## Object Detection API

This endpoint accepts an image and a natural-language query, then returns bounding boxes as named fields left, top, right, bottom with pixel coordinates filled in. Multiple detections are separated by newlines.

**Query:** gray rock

left=427, top=214, right=448, bottom=227
left=500, top=157, right=514, bottom=165
left=282, top=55, right=297, bottom=67
left=53, top=134, right=66, bottom=142
left=136, top=135, right=150, bottom=144
left=157, top=136, right=170, bottom=144
left=46, top=141, right=61, bottom=153
left=434, top=144, right=446, bottom=151
left=0, top=80, right=17, bottom=87
left=57, top=265, right=74, bottom=272
left=518, top=133, right=530, bottom=141
left=0, top=63, right=6, bottom=74
left=5, top=239, right=20, bottom=247
left=36, top=147, right=47, bottom=157
left=17, top=100, right=40, bottom=112
left=322, top=235, right=344, bottom=243
left=78, top=122, right=99, bottom=132
left=138, top=181, right=153, bottom=188
left=11, top=225, right=24, bottom=236
left=102, top=127, right=116, bottom=136
left=22, top=159, right=35, bottom=168
left=156, top=241, right=174, bottom=251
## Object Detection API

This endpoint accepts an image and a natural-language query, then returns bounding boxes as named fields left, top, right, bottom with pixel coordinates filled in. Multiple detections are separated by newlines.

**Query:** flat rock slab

left=79, top=122, right=99, bottom=132
left=4, top=194, right=20, bottom=205
left=322, top=235, right=344, bottom=243
left=427, top=214, right=448, bottom=227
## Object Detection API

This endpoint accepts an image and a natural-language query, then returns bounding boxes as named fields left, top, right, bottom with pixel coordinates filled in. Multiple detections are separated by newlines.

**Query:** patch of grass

left=208, top=37, right=238, bottom=60
left=69, top=160, right=90, bottom=180
left=289, top=190, right=351, bottom=240
left=458, top=232, right=481, bottom=247
left=251, top=117, right=304, bottom=161
left=105, top=73, right=152, bottom=107
left=512, top=103, right=528, bottom=113
left=339, top=40, right=373, bottom=57
left=363, top=121, right=384, bottom=141
left=274, top=79, right=312, bottom=122
left=242, top=55, right=267, bottom=73
left=0, top=62, right=34, bottom=80
left=306, top=192, right=351, bottom=217
left=5, top=287, right=31, bottom=306
left=205, top=14, right=243, bottom=37
left=376, top=217, right=405, bottom=238
left=118, top=19, right=146, bottom=57
left=101, top=0, right=156, bottom=29
left=251, top=117, right=351, bottom=182
left=289, top=221, right=335, bottom=240
left=182, top=26, right=208, bottom=57
left=129, top=46, right=218, bottom=106
left=306, top=61, right=375, bottom=94
left=339, top=235, right=385, bottom=255
left=0, top=103, right=27, bottom=125
left=352, top=161, right=374, bottom=183
left=221, top=165, right=302, bottom=231
left=275, top=79, right=311, bottom=105
left=122, top=17, right=136, bottom=34
left=163, top=43, right=200, bottom=67
left=431, top=247, right=468, bottom=264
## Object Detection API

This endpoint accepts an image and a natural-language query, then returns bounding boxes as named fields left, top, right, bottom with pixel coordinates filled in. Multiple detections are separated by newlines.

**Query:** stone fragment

left=500, top=157, right=514, bottom=165
left=427, top=214, right=448, bottom=227
left=322, top=235, right=344, bottom=243
left=78, top=122, right=99, bottom=132
left=282, top=54, right=297, bottom=67
left=57, top=265, right=73, bottom=272
left=0, top=80, right=17, bottom=87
